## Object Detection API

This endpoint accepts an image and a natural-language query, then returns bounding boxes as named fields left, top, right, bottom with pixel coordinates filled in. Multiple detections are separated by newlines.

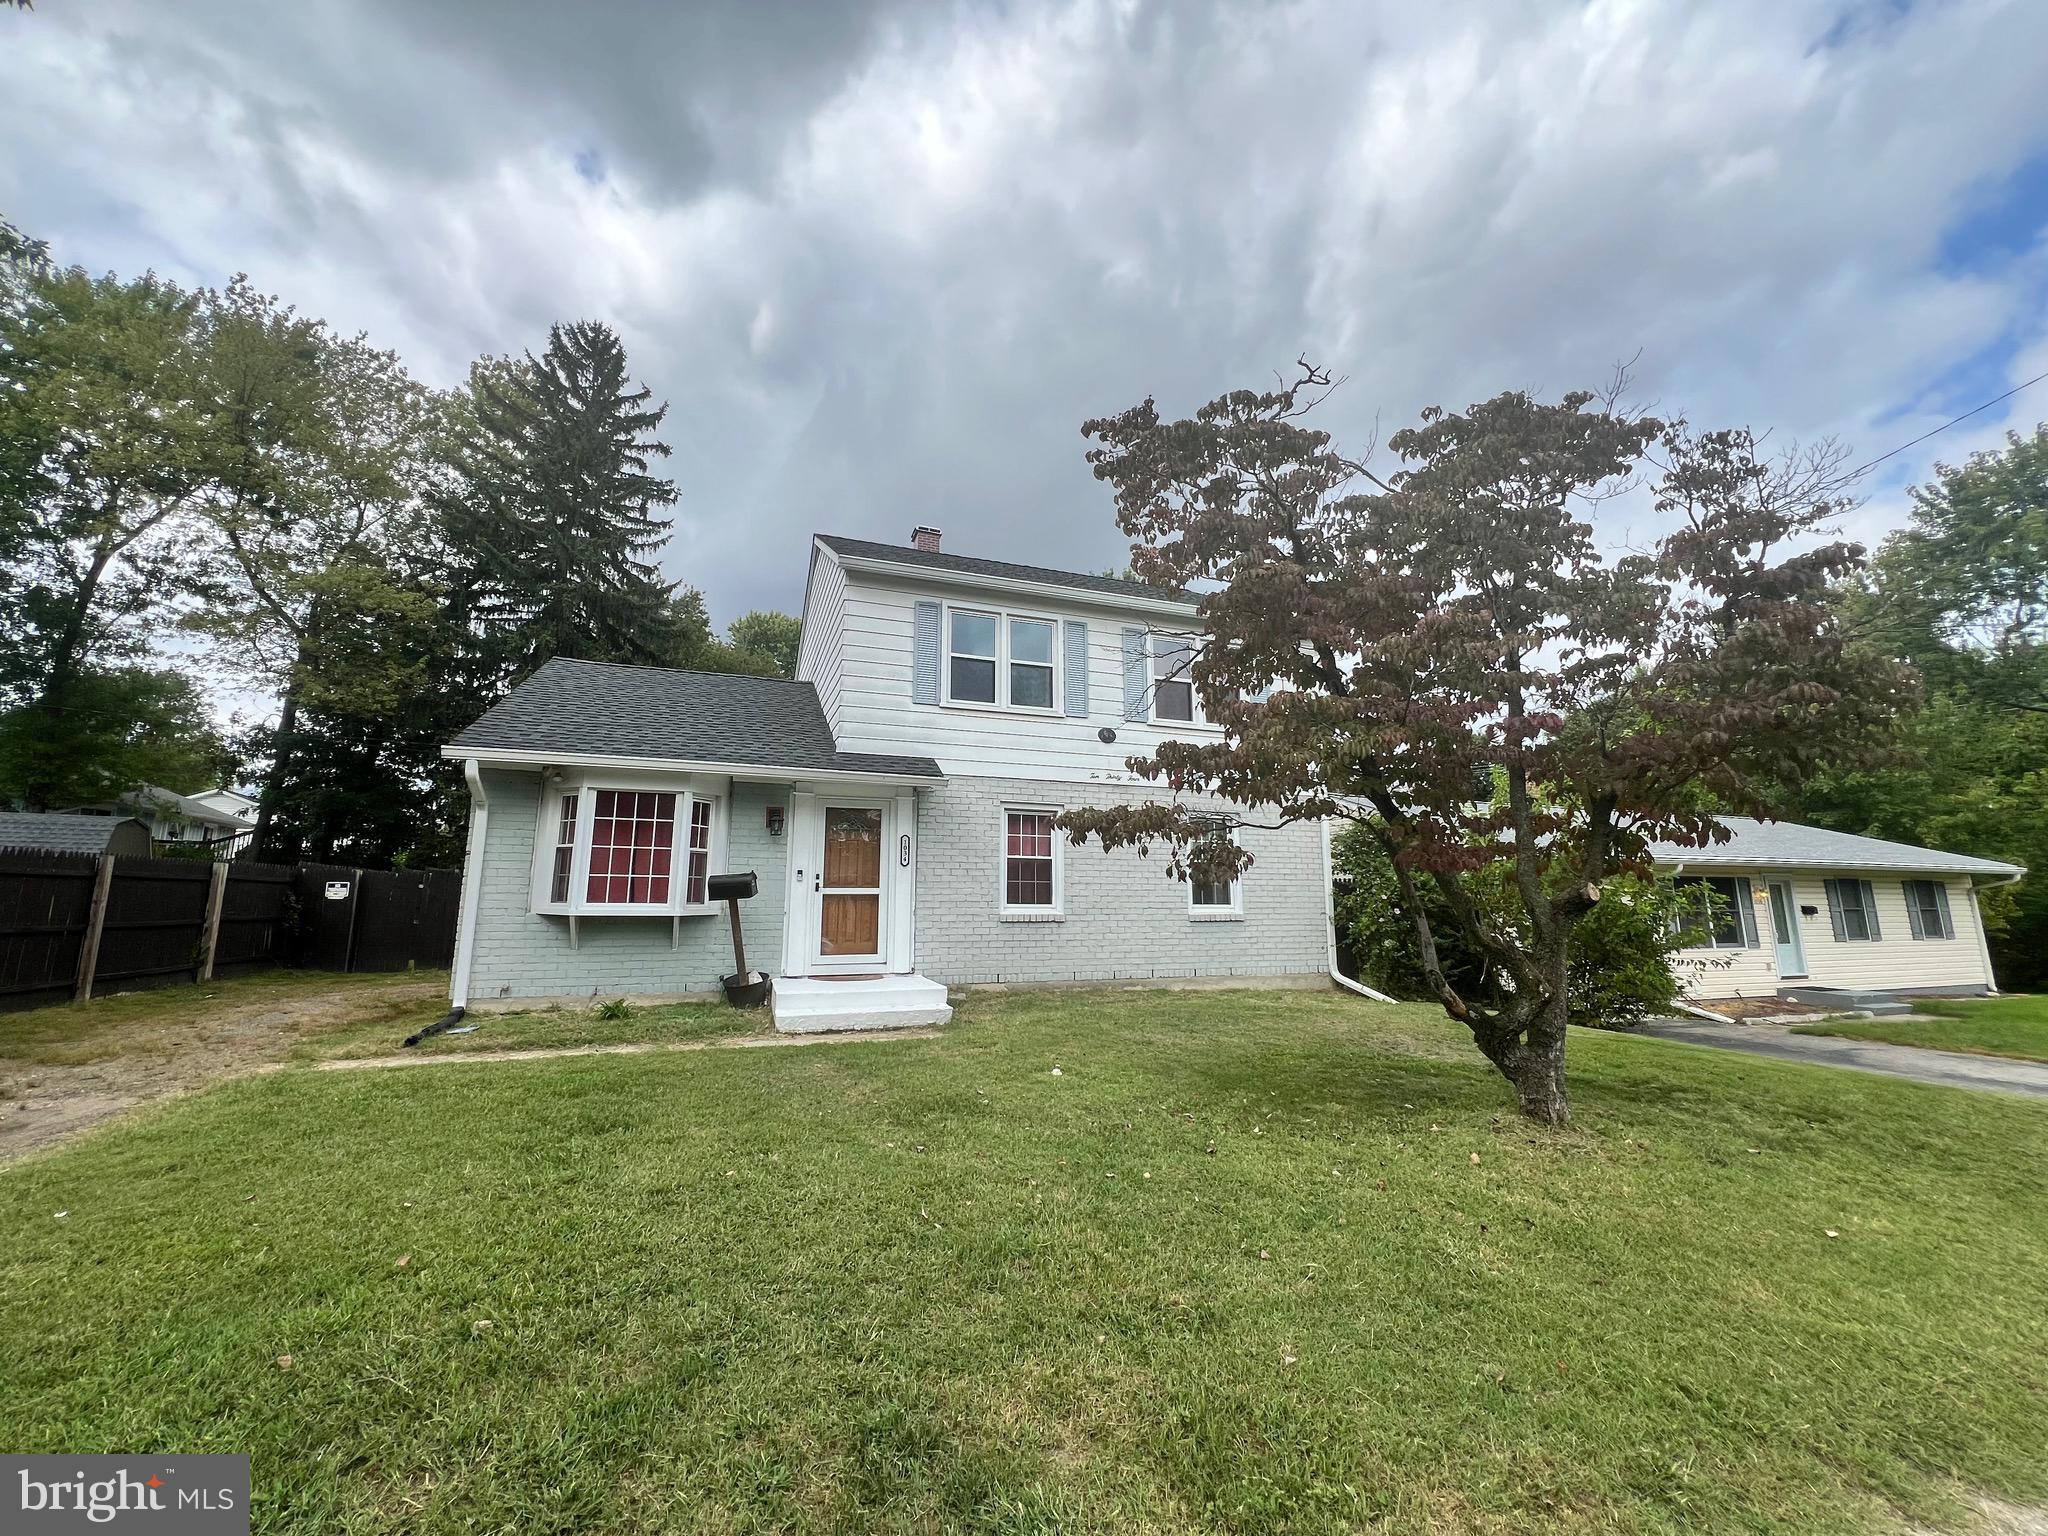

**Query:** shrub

left=1332, top=824, right=1697, bottom=1029
left=594, top=998, right=632, bottom=1021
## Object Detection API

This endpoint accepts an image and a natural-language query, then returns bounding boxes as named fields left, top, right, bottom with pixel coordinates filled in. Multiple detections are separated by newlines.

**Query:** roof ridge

left=538, top=656, right=814, bottom=687
left=815, top=532, right=1193, bottom=602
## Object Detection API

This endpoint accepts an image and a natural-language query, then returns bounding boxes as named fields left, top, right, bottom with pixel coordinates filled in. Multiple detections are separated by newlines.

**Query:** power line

left=1851, top=366, right=2048, bottom=476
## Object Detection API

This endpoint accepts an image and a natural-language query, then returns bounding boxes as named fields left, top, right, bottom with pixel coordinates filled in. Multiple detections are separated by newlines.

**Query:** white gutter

left=831, top=550, right=1202, bottom=619
left=1321, top=818, right=1397, bottom=1003
left=438, top=744, right=946, bottom=787
left=448, top=759, right=490, bottom=1009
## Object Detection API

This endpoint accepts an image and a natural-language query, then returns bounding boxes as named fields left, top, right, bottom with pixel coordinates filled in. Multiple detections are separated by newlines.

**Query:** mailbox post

left=706, top=871, right=769, bottom=1007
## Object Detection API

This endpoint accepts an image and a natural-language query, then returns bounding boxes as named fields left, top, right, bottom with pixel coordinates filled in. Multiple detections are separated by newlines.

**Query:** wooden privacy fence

left=0, top=849, right=460, bottom=1012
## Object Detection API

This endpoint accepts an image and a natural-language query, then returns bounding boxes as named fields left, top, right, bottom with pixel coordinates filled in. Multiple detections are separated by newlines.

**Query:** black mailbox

left=707, top=871, right=758, bottom=902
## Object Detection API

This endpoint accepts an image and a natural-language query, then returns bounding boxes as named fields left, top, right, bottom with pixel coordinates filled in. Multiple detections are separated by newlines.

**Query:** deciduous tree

left=1059, top=366, right=1906, bottom=1124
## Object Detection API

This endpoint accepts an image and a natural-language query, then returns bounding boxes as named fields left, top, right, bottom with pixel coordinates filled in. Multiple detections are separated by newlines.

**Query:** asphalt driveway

left=1633, top=1016, right=2048, bottom=1100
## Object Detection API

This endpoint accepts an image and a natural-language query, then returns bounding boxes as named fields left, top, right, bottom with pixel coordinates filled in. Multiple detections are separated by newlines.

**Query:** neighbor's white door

left=811, top=802, right=888, bottom=973
left=1767, top=879, right=1806, bottom=979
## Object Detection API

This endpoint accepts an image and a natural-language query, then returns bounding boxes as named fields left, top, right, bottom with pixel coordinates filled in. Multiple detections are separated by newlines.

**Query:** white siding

left=795, top=544, right=849, bottom=737
left=1673, top=867, right=1997, bottom=998
left=829, top=567, right=1224, bottom=782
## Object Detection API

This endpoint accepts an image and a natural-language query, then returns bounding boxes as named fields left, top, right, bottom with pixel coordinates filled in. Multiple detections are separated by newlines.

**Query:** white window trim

left=998, top=804, right=1065, bottom=919
left=1187, top=821, right=1245, bottom=919
left=943, top=602, right=1063, bottom=715
left=529, top=770, right=729, bottom=918
left=1828, top=878, right=1881, bottom=943
left=1146, top=630, right=1226, bottom=733
left=1673, top=874, right=1750, bottom=951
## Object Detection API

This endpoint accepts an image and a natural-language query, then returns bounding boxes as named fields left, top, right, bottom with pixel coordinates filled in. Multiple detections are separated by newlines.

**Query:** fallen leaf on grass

left=1469, top=1153, right=1481, bottom=1166
left=471, top=1320, right=494, bottom=1336
left=393, top=1254, right=411, bottom=1268
left=1824, top=1229, right=1839, bottom=1239
left=276, top=1355, right=294, bottom=1371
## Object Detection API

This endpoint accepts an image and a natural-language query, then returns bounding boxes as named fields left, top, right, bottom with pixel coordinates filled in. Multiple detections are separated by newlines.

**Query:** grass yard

left=1792, top=994, right=2048, bottom=1063
left=4, top=989, right=2046, bottom=1535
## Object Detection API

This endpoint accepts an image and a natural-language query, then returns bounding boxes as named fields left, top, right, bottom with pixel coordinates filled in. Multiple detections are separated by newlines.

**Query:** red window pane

left=585, top=790, right=677, bottom=904
left=1004, top=812, right=1055, bottom=906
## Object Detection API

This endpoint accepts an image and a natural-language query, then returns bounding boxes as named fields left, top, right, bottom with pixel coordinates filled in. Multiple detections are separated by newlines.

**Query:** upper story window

left=1151, top=634, right=1197, bottom=722
left=947, top=606, right=1060, bottom=713
left=532, top=774, right=727, bottom=917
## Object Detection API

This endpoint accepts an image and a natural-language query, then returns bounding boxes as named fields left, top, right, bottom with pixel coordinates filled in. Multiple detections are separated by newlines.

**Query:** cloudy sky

left=5, top=0, right=2047, bottom=629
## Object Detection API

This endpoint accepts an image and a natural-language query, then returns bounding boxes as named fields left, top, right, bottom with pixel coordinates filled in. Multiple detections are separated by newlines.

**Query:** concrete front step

left=1776, top=986, right=1916, bottom=1018
left=772, top=974, right=953, bottom=1034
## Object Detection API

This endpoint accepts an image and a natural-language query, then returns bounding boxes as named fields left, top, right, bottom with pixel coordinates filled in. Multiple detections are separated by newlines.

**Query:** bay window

left=531, top=772, right=728, bottom=916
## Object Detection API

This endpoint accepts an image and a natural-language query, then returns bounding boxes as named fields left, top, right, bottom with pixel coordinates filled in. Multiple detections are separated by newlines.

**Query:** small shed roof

left=1649, top=818, right=2023, bottom=878
left=0, top=812, right=152, bottom=855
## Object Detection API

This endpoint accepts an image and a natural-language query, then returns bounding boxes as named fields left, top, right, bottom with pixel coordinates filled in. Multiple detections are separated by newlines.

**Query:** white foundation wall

left=463, top=768, right=792, bottom=1002
left=1674, top=868, right=1997, bottom=999
left=911, top=775, right=1330, bottom=986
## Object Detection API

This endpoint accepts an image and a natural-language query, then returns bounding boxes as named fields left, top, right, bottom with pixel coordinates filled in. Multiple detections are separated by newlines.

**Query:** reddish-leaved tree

left=1059, top=366, right=1909, bottom=1124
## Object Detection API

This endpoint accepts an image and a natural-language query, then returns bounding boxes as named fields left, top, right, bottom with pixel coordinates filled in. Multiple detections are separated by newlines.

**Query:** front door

left=812, top=803, right=886, bottom=972
left=1767, top=879, right=1806, bottom=978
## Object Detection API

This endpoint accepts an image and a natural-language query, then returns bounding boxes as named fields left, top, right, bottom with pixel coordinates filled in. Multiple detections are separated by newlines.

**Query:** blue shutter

left=1823, top=879, right=1847, bottom=942
left=912, top=601, right=941, bottom=705
left=1062, top=620, right=1089, bottom=717
left=1121, top=626, right=1149, bottom=721
left=1860, top=880, right=1881, bottom=942
left=1734, top=877, right=1759, bottom=948
left=1932, top=882, right=1954, bottom=940
left=1904, top=882, right=1925, bottom=940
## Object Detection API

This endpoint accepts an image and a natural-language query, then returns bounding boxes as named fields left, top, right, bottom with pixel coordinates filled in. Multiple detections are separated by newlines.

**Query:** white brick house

left=442, top=530, right=1338, bottom=1030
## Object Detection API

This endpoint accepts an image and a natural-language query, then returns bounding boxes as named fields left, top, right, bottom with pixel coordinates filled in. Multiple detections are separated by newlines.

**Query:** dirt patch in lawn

left=0, top=977, right=443, bottom=1165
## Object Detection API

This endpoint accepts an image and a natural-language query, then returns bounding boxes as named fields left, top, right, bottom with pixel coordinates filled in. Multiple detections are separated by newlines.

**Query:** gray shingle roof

left=817, top=534, right=1195, bottom=605
left=1649, top=817, right=2023, bottom=878
left=0, top=812, right=150, bottom=854
left=447, top=658, right=942, bottom=779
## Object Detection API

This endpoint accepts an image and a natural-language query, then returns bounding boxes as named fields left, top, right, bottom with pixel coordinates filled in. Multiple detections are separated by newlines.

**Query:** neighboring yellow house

left=1650, top=819, right=2024, bottom=1005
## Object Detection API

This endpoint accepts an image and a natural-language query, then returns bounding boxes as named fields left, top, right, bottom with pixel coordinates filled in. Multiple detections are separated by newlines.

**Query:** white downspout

left=1321, top=818, right=1397, bottom=1003
left=1967, top=871, right=2023, bottom=996
left=448, top=759, right=491, bottom=1008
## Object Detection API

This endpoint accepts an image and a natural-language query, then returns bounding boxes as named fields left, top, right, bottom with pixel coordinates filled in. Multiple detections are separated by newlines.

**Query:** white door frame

left=780, top=788, right=920, bottom=978
left=1766, top=876, right=1806, bottom=979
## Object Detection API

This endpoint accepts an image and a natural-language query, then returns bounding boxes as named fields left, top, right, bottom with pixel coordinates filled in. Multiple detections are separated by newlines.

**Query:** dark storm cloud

left=4, top=0, right=2048, bottom=632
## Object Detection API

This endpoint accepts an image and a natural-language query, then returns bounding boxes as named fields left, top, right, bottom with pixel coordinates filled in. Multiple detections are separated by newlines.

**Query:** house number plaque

left=899, top=835, right=911, bottom=867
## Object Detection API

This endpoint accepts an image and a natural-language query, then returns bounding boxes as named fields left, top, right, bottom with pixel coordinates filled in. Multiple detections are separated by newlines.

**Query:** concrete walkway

left=1633, top=1017, right=2048, bottom=1100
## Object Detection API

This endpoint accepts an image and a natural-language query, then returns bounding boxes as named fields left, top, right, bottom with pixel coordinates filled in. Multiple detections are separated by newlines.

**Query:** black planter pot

left=722, top=971, right=772, bottom=1009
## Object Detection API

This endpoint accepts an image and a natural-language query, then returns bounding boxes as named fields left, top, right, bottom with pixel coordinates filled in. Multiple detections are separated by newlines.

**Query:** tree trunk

left=1495, top=1026, right=1570, bottom=1126
left=1477, top=947, right=1573, bottom=1126
left=251, top=687, right=299, bottom=858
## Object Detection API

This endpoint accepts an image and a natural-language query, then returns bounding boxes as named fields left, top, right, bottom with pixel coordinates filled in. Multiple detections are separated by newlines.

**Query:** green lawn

left=4, top=989, right=2045, bottom=1535
left=1792, top=994, right=2048, bottom=1063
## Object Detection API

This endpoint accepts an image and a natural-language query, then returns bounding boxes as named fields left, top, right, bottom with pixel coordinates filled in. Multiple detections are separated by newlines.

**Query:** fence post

left=198, top=860, right=230, bottom=981
left=74, top=854, right=115, bottom=1003
left=343, top=869, right=366, bottom=972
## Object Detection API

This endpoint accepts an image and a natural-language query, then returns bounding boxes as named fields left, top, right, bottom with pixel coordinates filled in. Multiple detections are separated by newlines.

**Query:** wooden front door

left=815, top=804, right=885, bottom=968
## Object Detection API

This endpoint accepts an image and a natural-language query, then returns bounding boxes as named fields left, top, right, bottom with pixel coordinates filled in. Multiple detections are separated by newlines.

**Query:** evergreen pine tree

left=437, top=320, right=681, bottom=681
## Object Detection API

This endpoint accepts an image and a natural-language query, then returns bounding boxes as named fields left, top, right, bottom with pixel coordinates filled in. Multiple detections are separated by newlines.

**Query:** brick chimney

left=910, top=525, right=942, bottom=553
